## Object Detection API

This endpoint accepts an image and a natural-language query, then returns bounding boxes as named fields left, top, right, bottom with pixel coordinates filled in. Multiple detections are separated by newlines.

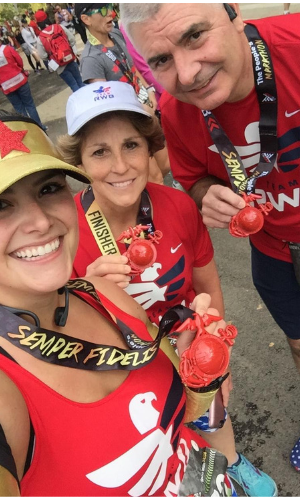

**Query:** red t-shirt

left=0, top=288, right=208, bottom=496
left=73, top=183, right=214, bottom=325
left=160, top=15, right=300, bottom=262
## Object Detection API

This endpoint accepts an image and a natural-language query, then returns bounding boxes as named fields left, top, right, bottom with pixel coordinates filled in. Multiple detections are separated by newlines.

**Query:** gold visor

left=0, top=120, right=91, bottom=194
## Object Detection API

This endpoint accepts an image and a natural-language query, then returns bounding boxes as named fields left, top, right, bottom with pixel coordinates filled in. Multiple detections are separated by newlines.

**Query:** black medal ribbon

left=99, top=36, right=151, bottom=106
left=202, top=23, right=278, bottom=195
left=82, top=186, right=156, bottom=237
left=136, top=189, right=156, bottom=236
left=0, top=278, right=193, bottom=371
left=101, top=40, right=135, bottom=86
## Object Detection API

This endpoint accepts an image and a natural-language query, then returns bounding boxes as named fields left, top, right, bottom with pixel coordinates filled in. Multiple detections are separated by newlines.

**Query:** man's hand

left=85, top=254, right=132, bottom=289
left=201, top=185, right=246, bottom=228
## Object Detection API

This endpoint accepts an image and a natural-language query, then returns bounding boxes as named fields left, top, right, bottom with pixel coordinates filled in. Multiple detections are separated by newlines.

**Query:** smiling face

left=80, top=116, right=150, bottom=213
left=0, top=171, right=78, bottom=302
left=130, top=3, right=253, bottom=110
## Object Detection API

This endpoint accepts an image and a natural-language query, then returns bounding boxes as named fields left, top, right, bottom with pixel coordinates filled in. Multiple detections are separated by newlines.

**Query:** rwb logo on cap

left=93, top=85, right=115, bottom=101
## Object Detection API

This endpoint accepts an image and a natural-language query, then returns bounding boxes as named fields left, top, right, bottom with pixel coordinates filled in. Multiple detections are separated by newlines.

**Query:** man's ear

left=224, top=3, right=237, bottom=21
left=80, top=14, right=91, bottom=27
left=226, top=4, right=245, bottom=34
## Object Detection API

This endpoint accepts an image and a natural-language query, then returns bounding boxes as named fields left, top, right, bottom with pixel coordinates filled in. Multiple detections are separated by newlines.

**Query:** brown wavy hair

left=57, top=111, right=165, bottom=167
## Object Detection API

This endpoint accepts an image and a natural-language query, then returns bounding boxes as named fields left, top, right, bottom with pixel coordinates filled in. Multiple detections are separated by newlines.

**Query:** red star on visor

left=0, top=121, right=30, bottom=158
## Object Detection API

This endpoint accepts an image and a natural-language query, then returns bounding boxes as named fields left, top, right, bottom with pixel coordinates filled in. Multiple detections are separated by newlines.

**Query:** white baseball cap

left=66, top=81, right=152, bottom=136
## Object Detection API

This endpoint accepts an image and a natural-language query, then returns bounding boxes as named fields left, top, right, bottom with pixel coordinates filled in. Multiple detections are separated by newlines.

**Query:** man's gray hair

left=119, top=3, right=163, bottom=38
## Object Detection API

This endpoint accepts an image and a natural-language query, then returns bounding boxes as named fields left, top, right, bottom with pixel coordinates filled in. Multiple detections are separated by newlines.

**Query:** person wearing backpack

left=37, top=23, right=84, bottom=92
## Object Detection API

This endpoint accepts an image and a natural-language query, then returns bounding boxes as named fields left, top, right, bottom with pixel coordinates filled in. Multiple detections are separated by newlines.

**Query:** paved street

left=0, top=4, right=299, bottom=496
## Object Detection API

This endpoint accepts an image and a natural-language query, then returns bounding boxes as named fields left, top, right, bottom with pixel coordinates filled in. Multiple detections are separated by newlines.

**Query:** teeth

left=111, top=180, right=133, bottom=188
left=45, top=244, right=52, bottom=254
left=201, top=78, right=212, bottom=89
left=37, top=246, right=45, bottom=256
left=14, top=238, right=60, bottom=259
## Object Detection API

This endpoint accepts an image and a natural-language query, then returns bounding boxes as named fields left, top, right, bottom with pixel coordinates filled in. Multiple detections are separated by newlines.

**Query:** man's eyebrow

left=177, top=22, right=206, bottom=44
left=147, top=52, right=169, bottom=67
left=147, top=22, right=207, bottom=66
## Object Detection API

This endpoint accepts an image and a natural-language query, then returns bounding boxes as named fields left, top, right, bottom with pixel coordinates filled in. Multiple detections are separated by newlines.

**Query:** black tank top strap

left=0, top=348, right=35, bottom=481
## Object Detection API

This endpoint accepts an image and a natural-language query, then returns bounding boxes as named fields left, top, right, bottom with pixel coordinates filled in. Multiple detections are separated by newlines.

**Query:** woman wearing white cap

left=58, top=80, right=276, bottom=497
left=0, top=110, right=232, bottom=496
left=59, top=81, right=222, bottom=315
left=59, top=85, right=227, bottom=417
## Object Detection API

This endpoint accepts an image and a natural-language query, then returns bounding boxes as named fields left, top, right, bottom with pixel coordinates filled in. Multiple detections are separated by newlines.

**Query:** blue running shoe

left=290, top=437, right=300, bottom=471
left=227, top=453, right=277, bottom=497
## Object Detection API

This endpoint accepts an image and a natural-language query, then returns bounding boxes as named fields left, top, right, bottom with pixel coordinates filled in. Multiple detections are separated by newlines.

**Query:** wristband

left=146, top=85, right=156, bottom=93
left=187, top=372, right=229, bottom=393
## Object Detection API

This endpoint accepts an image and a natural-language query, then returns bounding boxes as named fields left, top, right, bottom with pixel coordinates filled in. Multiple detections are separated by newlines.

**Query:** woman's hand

left=176, top=293, right=230, bottom=356
left=176, top=293, right=234, bottom=393
left=85, top=254, right=132, bottom=289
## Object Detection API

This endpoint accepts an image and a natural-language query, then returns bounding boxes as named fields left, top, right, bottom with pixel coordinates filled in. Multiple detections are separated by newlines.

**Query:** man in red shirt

left=121, top=2, right=300, bottom=478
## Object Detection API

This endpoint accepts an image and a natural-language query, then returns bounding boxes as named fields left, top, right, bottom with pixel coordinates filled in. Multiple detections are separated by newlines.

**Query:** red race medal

left=117, top=224, right=163, bottom=275
left=229, top=193, right=273, bottom=238
left=176, top=313, right=238, bottom=389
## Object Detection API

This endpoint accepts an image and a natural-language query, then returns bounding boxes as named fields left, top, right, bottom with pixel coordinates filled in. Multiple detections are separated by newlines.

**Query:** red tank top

left=0, top=288, right=207, bottom=496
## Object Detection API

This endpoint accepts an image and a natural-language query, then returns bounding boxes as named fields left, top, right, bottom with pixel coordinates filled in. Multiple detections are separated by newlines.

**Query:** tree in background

left=0, top=4, right=47, bottom=25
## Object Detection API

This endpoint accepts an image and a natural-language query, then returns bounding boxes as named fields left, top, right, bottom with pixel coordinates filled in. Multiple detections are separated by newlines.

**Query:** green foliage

left=0, top=3, right=47, bottom=24
left=0, top=4, right=17, bottom=24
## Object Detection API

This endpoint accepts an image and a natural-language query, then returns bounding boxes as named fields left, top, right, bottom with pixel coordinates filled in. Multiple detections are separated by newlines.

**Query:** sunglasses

left=86, top=5, right=113, bottom=17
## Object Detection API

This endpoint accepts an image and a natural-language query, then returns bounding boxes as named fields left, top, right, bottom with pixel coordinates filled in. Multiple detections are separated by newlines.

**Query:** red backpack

left=39, top=24, right=75, bottom=66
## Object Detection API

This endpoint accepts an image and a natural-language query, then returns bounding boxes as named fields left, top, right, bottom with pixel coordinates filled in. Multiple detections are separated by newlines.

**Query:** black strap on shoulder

left=202, top=23, right=278, bottom=196
left=0, top=348, right=35, bottom=480
left=108, top=33, right=133, bottom=75
left=0, top=346, right=15, bottom=363
left=81, top=187, right=156, bottom=238
left=0, top=423, right=19, bottom=485
left=23, top=421, right=35, bottom=477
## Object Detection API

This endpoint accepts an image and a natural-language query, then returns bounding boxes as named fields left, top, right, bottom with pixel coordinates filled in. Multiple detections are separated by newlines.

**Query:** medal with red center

left=117, top=224, right=163, bottom=276
left=229, top=192, right=273, bottom=238
left=175, top=313, right=238, bottom=388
